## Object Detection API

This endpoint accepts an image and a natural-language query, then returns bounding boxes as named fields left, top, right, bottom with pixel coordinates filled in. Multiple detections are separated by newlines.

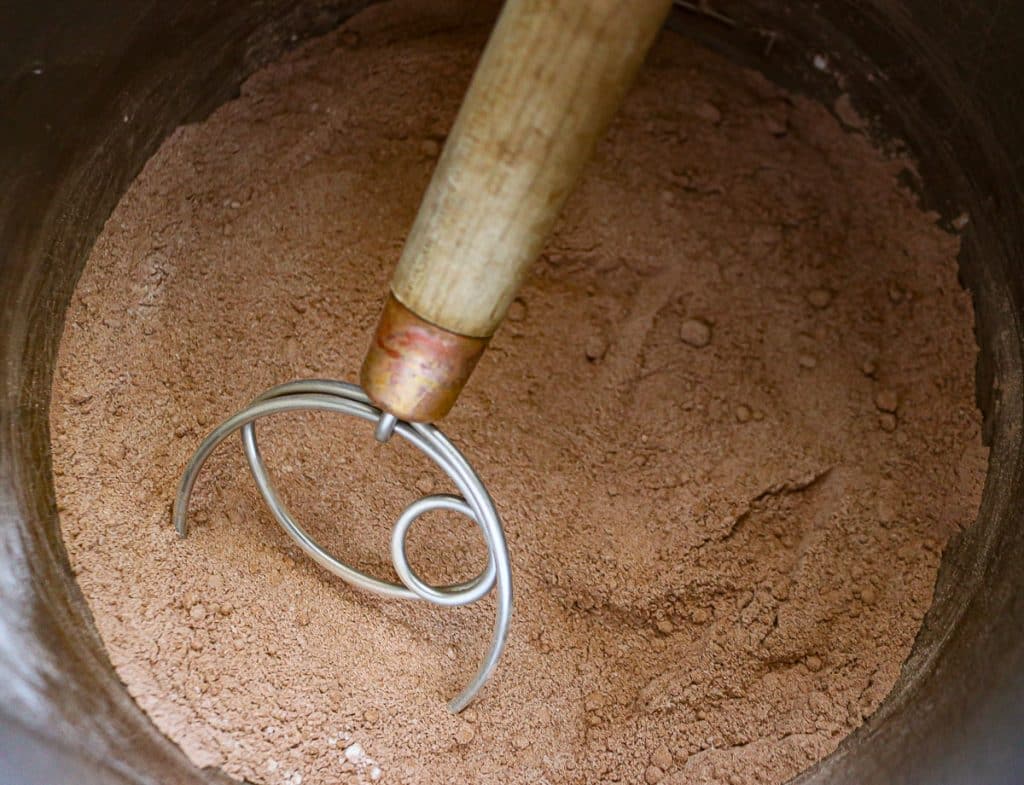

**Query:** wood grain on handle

left=391, top=0, right=672, bottom=338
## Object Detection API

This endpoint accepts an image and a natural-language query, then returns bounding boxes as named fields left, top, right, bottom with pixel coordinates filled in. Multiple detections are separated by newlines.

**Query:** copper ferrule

left=360, top=293, right=488, bottom=423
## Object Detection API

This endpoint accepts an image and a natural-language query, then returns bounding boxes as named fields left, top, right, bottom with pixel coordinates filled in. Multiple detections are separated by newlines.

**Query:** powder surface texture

left=51, top=3, right=987, bottom=784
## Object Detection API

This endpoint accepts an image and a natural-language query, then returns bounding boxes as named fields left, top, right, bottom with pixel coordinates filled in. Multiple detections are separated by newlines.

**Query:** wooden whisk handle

left=362, top=0, right=672, bottom=422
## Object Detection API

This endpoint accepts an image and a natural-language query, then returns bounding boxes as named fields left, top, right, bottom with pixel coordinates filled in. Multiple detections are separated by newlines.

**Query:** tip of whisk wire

left=374, top=412, right=399, bottom=443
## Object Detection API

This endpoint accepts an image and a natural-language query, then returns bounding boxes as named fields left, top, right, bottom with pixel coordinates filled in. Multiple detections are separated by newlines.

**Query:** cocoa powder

left=51, top=2, right=987, bottom=784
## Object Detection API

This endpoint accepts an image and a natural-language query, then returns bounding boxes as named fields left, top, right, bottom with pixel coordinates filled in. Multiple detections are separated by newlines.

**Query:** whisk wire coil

left=172, top=379, right=512, bottom=713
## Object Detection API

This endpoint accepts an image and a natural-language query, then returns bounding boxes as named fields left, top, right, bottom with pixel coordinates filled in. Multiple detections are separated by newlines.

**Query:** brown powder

left=50, top=2, right=988, bottom=784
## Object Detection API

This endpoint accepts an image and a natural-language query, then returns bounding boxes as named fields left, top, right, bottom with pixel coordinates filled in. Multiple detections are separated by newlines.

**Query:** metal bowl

left=1, top=2, right=1020, bottom=782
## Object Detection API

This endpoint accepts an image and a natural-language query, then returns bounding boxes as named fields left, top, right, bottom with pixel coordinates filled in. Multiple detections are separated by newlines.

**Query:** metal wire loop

left=171, top=379, right=512, bottom=713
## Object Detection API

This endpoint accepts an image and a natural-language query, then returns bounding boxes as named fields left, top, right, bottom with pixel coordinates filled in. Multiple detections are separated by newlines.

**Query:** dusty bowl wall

left=0, top=1, right=1021, bottom=783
